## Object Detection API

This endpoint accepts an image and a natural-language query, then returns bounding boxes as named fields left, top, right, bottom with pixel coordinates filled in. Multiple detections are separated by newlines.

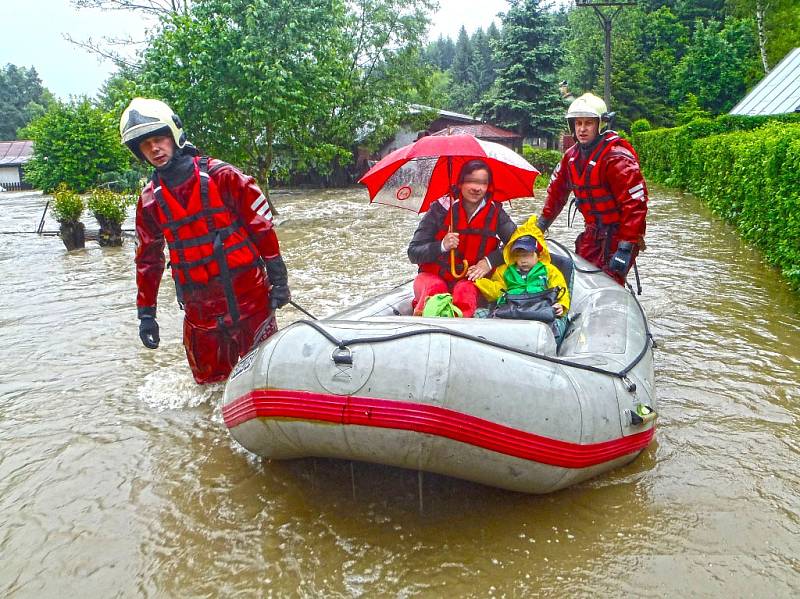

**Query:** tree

left=470, top=29, right=497, bottom=102
left=671, top=18, right=761, bottom=114
left=486, top=22, right=502, bottom=71
left=0, top=65, right=55, bottom=140
left=67, top=0, right=186, bottom=68
left=134, top=0, right=434, bottom=194
left=477, top=0, right=565, bottom=140
left=762, top=0, right=800, bottom=67
left=560, top=9, right=602, bottom=100
left=637, top=6, right=689, bottom=123
left=451, top=27, right=473, bottom=87
left=326, top=0, right=437, bottom=155
left=424, top=35, right=456, bottom=70
left=725, top=0, right=800, bottom=71
left=137, top=0, right=353, bottom=193
left=21, top=98, right=130, bottom=192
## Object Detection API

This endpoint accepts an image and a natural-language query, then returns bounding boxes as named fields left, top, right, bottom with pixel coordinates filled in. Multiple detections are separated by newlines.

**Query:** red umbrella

left=359, top=134, right=539, bottom=277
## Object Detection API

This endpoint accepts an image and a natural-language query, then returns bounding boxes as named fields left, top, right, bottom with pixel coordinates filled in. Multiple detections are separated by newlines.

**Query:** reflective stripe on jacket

left=543, top=131, right=648, bottom=246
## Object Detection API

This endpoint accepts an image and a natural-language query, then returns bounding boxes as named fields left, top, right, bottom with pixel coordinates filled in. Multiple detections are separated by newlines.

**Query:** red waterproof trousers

left=182, top=267, right=276, bottom=384
left=575, top=225, right=640, bottom=286
left=412, top=272, right=480, bottom=318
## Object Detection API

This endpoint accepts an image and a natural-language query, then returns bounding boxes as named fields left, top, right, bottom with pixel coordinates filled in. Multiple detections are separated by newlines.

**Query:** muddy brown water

left=1, top=187, right=798, bottom=597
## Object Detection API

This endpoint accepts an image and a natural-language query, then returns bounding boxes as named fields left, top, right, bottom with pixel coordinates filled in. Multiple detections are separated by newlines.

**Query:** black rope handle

left=295, top=316, right=652, bottom=382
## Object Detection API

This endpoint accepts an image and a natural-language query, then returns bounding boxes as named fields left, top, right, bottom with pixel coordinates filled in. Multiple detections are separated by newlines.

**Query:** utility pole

left=575, top=0, right=635, bottom=108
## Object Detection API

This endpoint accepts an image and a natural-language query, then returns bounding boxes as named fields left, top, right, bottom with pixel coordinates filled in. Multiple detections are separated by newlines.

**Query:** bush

left=632, top=114, right=800, bottom=289
left=630, top=119, right=651, bottom=134
left=97, top=169, right=145, bottom=194
left=522, top=145, right=562, bottom=175
left=51, top=185, right=84, bottom=223
left=21, top=98, right=130, bottom=193
left=87, top=188, right=134, bottom=226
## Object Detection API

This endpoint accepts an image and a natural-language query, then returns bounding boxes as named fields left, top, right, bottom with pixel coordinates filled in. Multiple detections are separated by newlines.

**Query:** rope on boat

left=287, top=247, right=653, bottom=387
left=295, top=315, right=653, bottom=386
left=288, top=299, right=318, bottom=320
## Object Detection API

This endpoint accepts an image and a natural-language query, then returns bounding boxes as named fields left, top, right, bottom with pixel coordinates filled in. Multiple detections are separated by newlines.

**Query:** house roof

left=0, top=140, right=34, bottom=166
left=430, top=123, right=521, bottom=140
left=729, top=47, right=800, bottom=116
left=409, top=104, right=480, bottom=124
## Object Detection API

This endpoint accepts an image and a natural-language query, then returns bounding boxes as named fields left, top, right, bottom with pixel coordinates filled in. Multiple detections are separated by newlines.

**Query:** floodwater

left=1, top=186, right=798, bottom=598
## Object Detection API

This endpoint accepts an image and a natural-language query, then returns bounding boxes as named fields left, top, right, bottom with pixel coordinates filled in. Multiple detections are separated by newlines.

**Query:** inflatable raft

left=222, top=243, right=657, bottom=494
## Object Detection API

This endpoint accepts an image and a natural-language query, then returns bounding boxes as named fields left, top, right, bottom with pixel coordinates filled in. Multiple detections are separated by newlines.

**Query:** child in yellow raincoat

left=476, top=216, right=571, bottom=341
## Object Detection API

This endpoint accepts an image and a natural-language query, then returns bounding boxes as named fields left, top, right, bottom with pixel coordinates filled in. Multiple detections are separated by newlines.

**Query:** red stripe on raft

left=222, top=389, right=655, bottom=469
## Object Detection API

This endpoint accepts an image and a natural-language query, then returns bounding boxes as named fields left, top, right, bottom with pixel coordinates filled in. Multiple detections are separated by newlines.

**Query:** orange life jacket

left=151, top=157, right=261, bottom=320
left=421, top=199, right=501, bottom=283
left=566, top=131, right=636, bottom=228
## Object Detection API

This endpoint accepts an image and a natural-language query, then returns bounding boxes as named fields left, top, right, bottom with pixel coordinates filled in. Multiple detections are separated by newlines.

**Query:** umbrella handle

left=450, top=251, right=468, bottom=279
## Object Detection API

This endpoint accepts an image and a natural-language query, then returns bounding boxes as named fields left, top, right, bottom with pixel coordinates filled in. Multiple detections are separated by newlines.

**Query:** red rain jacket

left=135, top=156, right=281, bottom=313
left=543, top=131, right=648, bottom=247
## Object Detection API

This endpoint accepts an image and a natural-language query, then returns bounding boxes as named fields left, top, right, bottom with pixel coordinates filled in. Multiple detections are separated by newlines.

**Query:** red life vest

left=421, top=199, right=501, bottom=283
left=151, top=157, right=261, bottom=309
left=566, top=131, right=636, bottom=228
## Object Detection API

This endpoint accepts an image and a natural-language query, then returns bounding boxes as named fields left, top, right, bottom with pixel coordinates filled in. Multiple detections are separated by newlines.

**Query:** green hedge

left=633, top=115, right=800, bottom=289
left=522, top=145, right=562, bottom=176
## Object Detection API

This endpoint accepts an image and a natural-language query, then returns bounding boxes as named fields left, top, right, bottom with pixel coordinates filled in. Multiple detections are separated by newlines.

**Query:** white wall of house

left=379, top=127, right=419, bottom=157
left=0, top=166, right=21, bottom=184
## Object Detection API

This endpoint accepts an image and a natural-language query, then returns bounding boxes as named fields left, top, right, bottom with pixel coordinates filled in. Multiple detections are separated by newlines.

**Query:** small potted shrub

left=88, top=188, right=134, bottom=247
left=52, top=185, right=85, bottom=250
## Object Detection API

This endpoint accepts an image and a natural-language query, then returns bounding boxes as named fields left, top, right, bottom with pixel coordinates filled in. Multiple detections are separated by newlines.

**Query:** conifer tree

left=470, top=28, right=496, bottom=100
left=477, top=0, right=564, bottom=140
left=451, top=27, right=473, bottom=85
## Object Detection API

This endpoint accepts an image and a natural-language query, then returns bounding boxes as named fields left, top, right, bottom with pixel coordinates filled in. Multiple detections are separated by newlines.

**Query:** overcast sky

left=1, top=0, right=510, bottom=100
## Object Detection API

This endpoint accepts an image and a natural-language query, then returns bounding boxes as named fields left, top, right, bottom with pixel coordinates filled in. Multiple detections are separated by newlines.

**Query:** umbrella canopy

left=358, top=134, right=539, bottom=213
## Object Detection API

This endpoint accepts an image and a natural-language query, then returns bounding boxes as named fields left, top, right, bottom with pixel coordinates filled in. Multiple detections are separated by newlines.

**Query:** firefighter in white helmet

left=535, top=92, right=648, bottom=286
left=121, top=97, right=290, bottom=384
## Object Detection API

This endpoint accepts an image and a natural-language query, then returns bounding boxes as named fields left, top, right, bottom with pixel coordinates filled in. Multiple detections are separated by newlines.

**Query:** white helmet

left=120, top=98, right=187, bottom=161
left=566, top=93, right=610, bottom=134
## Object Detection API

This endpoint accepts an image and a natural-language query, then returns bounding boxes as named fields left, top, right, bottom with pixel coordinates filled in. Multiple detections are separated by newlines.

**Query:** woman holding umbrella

left=407, top=160, right=516, bottom=317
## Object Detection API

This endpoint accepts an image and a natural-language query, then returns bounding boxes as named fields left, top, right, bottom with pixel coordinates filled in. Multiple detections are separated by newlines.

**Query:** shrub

left=632, top=114, right=800, bottom=289
left=97, top=169, right=144, bottom=194
left=522, top=145, right=562, bottom=175
left=51, top=185, right=84, bottom=223
left=630, top=119, right=651, bottom=134
left=21, top=98, right=130, bottom=193
left=87, top=188, right=134, bottom=226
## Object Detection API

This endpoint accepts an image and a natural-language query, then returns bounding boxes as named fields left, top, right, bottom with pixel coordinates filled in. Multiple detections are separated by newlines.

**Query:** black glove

left=137, top=306, right=160, bottom=349
left=536, top=215, right=552, bottom=233
left=265, top=256, right=290, bottom=311
left=608, top=241, right=635, bottom=276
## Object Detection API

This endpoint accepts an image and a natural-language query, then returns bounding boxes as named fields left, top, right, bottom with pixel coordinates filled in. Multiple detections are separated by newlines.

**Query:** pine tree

left=470, top=28, right=496, bottom=100
left=439, top=36, right=457, bottom=71
left=486, top=22, right=502, bottom=72
left=447, top=26, right=477, bottom=113
left=451, top=26, right=473, bottom=85
left=477, top=0, right=565, bottom=140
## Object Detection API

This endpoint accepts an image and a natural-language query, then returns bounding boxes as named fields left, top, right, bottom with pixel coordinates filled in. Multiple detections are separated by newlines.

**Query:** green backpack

left=422, top=293, right=463, bottom=318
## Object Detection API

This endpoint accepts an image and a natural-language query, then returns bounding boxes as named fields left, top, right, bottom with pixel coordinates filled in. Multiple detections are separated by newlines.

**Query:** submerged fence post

left=37, top=201, right=49, bottom=234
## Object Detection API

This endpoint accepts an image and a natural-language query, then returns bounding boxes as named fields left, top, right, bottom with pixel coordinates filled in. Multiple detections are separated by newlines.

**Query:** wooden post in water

left=37, top=201, right=49, bottom=234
